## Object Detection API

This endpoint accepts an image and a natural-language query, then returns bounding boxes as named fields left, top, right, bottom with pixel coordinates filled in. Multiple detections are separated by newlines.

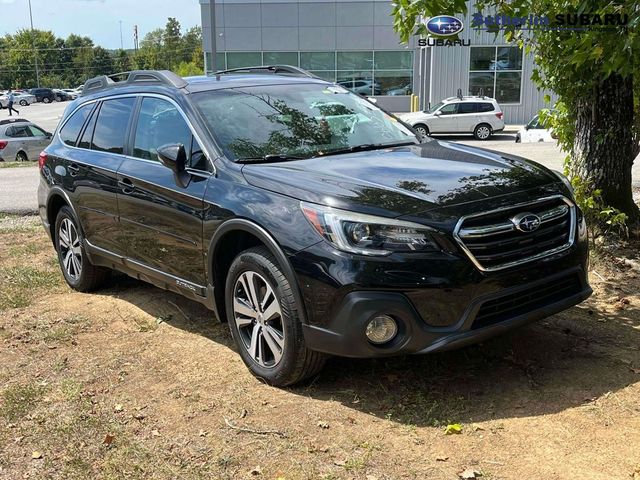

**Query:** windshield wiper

left=236, top=154, right=306, bottom=164
left=315, top=141, right=417, bottom=158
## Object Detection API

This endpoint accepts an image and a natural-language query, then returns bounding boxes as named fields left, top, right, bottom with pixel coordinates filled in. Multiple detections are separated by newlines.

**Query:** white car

left=398, top=96, right=505, bottom=140
left=515, top=115, right=556, bottom=143
left=62, top=89, right=79, bottom=100
left=0, top=92, right=37, bottom=108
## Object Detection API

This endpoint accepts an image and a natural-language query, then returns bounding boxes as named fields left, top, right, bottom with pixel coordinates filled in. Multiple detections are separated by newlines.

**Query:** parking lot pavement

left=0, top=166, right=39, bottom=214
left=2, top=100, right=68, bottom=132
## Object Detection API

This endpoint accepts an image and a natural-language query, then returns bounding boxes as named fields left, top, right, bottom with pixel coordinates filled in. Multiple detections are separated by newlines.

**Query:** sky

left=0, top=0, right=202, bottom=49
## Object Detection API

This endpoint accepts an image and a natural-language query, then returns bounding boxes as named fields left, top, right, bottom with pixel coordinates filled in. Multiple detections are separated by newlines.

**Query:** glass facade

left=206, top=51, right=413, bottom=96
left=469, top=46, right=523, bottom=103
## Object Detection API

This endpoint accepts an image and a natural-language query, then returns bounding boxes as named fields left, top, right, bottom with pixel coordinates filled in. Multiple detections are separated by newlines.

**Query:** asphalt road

left=0, top=102, right=638, bottom=213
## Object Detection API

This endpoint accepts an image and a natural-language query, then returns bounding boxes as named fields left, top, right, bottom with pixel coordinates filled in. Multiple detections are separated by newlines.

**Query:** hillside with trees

left=0, top=17, right=203, bottom=89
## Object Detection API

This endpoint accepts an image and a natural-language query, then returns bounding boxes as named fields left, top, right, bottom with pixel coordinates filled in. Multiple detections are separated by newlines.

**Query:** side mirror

left=45, top=132, right=52, bottom=139
left=157, top=143, right=190, bottom=188
left=433, top=110, right=442, bottom=116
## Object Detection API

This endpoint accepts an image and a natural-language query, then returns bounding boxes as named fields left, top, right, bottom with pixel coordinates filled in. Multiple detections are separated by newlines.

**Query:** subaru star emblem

left=512, top=213, right=541, bottom=233
left=425, top=15, right=464, bottom=37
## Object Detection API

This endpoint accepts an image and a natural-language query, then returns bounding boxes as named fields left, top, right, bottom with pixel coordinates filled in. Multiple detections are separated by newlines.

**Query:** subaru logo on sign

left=512, top=213, right=541, bottom=233
left=425, top=15, right=464, bottom=36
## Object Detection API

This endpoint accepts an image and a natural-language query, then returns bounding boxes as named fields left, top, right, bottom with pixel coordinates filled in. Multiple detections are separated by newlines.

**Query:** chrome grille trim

left=453, top=195, right=576, bottom=272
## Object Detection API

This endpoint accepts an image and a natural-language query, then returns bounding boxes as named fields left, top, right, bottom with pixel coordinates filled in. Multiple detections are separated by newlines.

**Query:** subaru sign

left=425, top=15, right=464, bottom=36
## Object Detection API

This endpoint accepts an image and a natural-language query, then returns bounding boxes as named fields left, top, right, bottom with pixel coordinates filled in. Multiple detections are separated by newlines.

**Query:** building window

left=263, top=52, right=299, bottom=66
left=469, top=46, right=522, bottom=103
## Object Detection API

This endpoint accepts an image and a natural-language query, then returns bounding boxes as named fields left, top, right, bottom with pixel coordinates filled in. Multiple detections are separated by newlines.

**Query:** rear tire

left=19, top=100, right=27, bottom=106
left=15, top=152, right=28, bottom=162
left=43, top=97, right=51, bottom=104
left=54, top=206, right=110, bottom=292
left=225, top=246, right=326, bottom=386
left=474, top=123, right=492, bottom=140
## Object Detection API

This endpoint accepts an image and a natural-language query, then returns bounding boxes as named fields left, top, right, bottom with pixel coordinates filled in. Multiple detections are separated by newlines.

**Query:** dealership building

left=199, top=0, right=551, bottom=123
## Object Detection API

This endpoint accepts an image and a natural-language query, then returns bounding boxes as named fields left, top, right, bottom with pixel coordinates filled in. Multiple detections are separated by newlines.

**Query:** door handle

left=67, top=163, right=80, bottom=176
left=118, top=178, right=135, bottom=194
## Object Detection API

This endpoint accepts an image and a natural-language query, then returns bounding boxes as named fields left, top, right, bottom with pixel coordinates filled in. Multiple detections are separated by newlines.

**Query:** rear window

left=91, top=98, right=135, bottom=155
left=478, top=103, right=495, bottom=112
left=59, top=103, right=95, bottom=147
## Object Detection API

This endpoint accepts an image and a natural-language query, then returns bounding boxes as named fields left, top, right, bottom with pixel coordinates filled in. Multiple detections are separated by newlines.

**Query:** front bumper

left=289, top=216, right=590, bottom=358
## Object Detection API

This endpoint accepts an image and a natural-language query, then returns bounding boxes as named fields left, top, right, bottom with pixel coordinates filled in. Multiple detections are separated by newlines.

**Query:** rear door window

left=59, top=103, right=95, bottom=147
left=458, top=103, right=478, bottom=114
left=91, top=97, right=135, bottom=155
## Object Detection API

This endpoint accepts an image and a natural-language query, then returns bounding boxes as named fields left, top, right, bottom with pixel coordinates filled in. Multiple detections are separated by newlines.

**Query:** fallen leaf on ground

left=334, top=459, right=347, bottom=467
left=250, top=465, right=262, bottom=475
left=31, top=451, right=42, bottom=460
left=444, top=423, right=462, bottom=435
left=435, top=455, right=449, bottom=462
left=102, top=434, right=115, bottom=446
left=317, top=421, right=329, bottom=429
left=458, top=468, right=482, bottom=479
left=151, top=429, right=161, bottom=437
left=114, top=404, right=123, bottom=412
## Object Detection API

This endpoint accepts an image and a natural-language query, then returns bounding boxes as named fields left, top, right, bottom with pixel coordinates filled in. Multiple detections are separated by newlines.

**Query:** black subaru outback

left=38, top=68, right=591, bottom=386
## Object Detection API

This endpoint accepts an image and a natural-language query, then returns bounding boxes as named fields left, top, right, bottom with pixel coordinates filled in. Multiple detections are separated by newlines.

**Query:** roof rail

left=214, top=65, right=318, bottom=78
left=81, top=70, right=188, bottom=96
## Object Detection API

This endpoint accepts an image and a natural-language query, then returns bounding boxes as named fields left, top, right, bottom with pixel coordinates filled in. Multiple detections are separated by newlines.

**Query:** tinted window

left=60, top=103, right=94, bottom=147
left=478, top=103, right=495, bottom=112
left=133, top=97, right=192, bottom=162
left=78, top=106, right=99, bottom=150
left=7, top=125, right=30, bottom=137
left=92, top=98, right=135, bottom=154
left=458, top=103, right=477, bottom=114
left=439, top=103, right=457, bottom=115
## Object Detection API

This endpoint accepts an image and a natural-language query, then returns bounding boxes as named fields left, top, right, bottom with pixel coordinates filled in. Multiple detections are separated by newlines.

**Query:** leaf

left=444, top=423, right=462, bottom=435
left=114, top=403, right=124, bottom=412
left=436, top=455, right=449, bottom=462
left=458, top=468, right=482, bottom=479
left=102, top=434, right=115, bottom=446
left=31, top=451, right=43, bottom=460
left=317, top=421, right=329, bottom=429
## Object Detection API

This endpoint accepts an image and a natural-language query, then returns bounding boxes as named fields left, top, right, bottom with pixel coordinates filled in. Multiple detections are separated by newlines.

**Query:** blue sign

left=425, top=16, right=464, bottom=36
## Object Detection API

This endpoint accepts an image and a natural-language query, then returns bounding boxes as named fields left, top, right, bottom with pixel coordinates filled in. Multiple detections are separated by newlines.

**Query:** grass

left=0, top=161, right=36, bottom=169
left=0, top=265, right=63, bottom=310
left=0, top=383, right=45, bottom=421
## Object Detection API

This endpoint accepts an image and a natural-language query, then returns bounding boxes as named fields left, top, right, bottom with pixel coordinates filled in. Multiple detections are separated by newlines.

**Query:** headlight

left=301, top=202, right=439, bottom=256
left=552, top=170, right=574, bottom=196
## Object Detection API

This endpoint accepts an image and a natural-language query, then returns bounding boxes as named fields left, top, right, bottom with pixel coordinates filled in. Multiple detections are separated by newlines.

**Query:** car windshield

left=192, top=83, right=417, bottom=161
left=426, top=102, right=444, bottom=114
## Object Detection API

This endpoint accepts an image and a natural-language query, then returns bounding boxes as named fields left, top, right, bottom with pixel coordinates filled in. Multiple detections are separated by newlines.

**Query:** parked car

left=387, top=84, right=412, bottom=96
left=398, top=96, right=505, bottom=140
left=38, top=68, right=590, bottom=386
left=29, top=88, right=56, bottom=103
left=337, top=79, right=382, bottom=96
left=0, top=91, right=37, bottom=107
left=62, top=89, right=79, bottom=100
left=53, top=89, right=72, bottom=102
left=0, top=118, right=52, bottom=162
left=516, top=114, right=556, bottom=143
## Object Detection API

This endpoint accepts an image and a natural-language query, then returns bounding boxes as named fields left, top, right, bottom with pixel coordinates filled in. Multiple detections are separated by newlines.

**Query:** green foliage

left=570, top=175, right=628, bottom=236
left=0, top=19, right=203, bottom=89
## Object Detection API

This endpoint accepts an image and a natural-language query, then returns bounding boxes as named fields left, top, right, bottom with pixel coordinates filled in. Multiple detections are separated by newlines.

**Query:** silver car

left=0, top=92, right=37, bottom=108
left=0, top=118, right=52, bottom=162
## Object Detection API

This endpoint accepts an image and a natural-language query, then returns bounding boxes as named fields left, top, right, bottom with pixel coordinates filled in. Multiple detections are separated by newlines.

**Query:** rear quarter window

left=59, top=103, right=95, bottom=147
left=478, top=103, right=495, bottom=112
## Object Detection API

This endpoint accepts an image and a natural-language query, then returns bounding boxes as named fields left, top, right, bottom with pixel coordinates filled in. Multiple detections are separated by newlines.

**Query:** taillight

left=495, top=112, right=504, bottom=120
left=0, top=140, right=7, bottom=150
left=38, top=151, right=48, bottom=170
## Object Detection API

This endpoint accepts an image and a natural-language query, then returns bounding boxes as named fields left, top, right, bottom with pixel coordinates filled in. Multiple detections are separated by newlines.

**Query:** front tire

left=55, top=206, right=110, bottom=292
left=414, top=124, right=429, bottom=137
left=474, top=123, right=492, bottom=140
left=225, top=246, right=326, bottom=386
left=19, top=100, right=27, bottom=106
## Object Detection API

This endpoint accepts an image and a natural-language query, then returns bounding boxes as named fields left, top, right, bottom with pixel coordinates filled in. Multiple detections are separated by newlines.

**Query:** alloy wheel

left=58, top=218, right=82, bottom=281
left=233, top=271, right=285, bottom=368
left=415, top=126, right=428, bottom=136
left=476, top=126, right=491, bottom=139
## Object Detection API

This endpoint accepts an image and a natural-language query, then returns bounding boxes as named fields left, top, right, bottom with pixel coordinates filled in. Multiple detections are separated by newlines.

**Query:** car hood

left=241, top=140, right=562, bottom=219
left=397, top=111, right=432, bottom=123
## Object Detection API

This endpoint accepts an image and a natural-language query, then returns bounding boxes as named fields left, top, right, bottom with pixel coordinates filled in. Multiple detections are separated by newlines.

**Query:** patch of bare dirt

left=1, top=224, right=639, bottom=479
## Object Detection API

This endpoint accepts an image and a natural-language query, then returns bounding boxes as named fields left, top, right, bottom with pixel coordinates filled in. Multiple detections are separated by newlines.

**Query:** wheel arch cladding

left=208, top=219, right=309, bottom=326
left=46, top=193, right=69, bottom=242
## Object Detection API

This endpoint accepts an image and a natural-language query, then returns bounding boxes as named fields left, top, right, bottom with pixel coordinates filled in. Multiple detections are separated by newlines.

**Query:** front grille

left=455, top=196, right=575, bottom=271
left=472, top=274, right=582, bottom=329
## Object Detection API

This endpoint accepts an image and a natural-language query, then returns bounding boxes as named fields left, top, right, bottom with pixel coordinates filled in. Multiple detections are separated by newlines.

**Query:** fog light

left=365, top=315, right=398, bottom=344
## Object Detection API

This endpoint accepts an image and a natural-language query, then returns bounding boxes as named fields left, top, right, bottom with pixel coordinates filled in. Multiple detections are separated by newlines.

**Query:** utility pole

left=133, top=25, right=139, bottom=53
left=28, top=0, right=40, bottom=87
left=119, top=21, right=124, bottom=50
left=208, top=0, right=217, bottom=73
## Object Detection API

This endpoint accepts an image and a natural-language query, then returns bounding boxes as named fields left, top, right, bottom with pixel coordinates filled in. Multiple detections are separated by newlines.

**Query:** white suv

left=398, top=96, right=505, bottom=140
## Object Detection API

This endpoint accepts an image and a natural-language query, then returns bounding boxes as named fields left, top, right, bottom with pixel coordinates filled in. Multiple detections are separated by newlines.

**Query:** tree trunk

left=571, top=73, right=639, bottom=225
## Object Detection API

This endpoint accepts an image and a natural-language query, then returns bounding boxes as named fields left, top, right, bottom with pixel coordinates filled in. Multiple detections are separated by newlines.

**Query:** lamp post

left=208, top=0, right=217, bottom=73
left=28, top=0, right=41, bottom=87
